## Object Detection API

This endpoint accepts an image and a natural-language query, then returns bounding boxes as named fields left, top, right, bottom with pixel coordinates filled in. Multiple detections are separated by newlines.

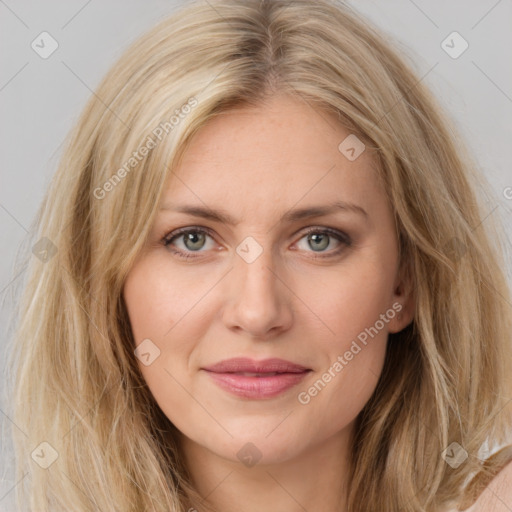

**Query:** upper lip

left=202, top=357, right=311, bottom=374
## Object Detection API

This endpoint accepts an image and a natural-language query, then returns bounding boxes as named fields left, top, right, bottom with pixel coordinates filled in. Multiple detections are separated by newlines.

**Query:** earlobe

left=388, top=307, right=407, bottom=334
left=388, top=279, right=416, bottom=334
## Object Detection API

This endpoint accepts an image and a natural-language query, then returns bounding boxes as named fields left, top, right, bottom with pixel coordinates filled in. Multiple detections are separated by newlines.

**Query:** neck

left=179, top=426, right=353, bottom=512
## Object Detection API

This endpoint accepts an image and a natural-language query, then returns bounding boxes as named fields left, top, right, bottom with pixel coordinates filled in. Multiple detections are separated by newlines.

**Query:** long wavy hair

left=6, top=0, right=512, bottom=510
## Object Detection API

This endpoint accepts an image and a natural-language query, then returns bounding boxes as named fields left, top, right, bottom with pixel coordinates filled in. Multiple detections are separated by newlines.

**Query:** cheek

left=123, top=256, right=207, bottom=343
left=295, top=264, right=392, bottom=419
left=306, top=262, right=395, bottom=347
left=296, top=278, right=390, bottom=438
left=293, top=340, right=386, bottom=454
left=123, top=258, right=211, bottom=421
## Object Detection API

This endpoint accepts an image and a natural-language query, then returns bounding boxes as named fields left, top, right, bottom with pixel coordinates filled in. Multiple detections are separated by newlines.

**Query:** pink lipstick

left=201, top=357, right=312, bottom=399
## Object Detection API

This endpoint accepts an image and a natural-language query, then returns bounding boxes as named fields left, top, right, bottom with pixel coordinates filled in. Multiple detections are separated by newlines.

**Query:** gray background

left=1, top=0, right=511, bottom=508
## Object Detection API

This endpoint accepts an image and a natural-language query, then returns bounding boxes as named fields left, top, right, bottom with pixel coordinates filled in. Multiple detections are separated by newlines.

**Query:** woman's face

left=123, top=94, right=414, bottom=466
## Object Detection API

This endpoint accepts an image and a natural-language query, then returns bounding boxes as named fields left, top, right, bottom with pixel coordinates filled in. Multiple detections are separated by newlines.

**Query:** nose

left=221, top=246, right=293, bottom=340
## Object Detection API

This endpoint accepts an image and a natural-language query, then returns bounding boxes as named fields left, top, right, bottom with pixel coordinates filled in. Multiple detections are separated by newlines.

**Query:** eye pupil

left=184, top=231, right=206, bottom=251
left=308, top=233, right=329, bottom=251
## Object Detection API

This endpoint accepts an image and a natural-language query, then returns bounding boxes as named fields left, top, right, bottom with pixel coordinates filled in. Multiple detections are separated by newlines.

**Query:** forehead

left=164, top=94, right=384, bottom=216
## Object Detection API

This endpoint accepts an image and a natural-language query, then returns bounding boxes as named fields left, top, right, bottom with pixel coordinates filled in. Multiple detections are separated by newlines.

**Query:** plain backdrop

left=1, top=0, right=511, bottom=508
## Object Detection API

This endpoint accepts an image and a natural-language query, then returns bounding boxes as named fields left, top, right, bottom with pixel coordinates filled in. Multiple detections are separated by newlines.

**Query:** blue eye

left=297, top=227, right=351, bottom=254
left=163, top=227, right=215, bottom=259
left=162, top=226, right=351, bottom=260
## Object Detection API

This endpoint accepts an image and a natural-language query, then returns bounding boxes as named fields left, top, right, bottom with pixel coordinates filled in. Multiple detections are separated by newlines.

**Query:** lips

left=202, top=357, right=310, bottom=374
left=201, top=358, right=312, bottom=399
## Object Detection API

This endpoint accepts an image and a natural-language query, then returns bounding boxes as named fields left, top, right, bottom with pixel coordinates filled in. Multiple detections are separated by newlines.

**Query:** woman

left=8, top=0, right=512, bottom=510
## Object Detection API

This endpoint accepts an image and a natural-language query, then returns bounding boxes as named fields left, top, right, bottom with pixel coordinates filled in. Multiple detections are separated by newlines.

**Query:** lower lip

left=204, top=371, right=310, bottom=399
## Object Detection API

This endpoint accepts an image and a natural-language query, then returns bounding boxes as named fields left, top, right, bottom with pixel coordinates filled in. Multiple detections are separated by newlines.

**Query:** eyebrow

left=159, top=200, right=368, bottom=225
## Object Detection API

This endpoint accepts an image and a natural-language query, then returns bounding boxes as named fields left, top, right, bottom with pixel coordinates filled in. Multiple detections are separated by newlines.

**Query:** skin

left=466, top=461, right=512, bottom=511
left=123, top=93, right=415, bottom=512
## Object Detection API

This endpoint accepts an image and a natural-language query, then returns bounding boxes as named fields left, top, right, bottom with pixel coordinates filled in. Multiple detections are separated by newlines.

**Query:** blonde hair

left=6, top=0, right=512, bottom=510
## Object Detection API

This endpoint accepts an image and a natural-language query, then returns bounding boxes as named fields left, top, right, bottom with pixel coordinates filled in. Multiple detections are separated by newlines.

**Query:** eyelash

left=162, top=226, right=352, bottom=261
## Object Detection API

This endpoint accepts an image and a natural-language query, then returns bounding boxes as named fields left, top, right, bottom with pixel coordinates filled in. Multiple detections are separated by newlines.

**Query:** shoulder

left=465, top=459, right=512, bottom=511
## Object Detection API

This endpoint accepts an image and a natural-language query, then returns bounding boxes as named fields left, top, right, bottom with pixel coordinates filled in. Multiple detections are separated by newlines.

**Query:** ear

left=387, top=260, right=415, bottom=334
